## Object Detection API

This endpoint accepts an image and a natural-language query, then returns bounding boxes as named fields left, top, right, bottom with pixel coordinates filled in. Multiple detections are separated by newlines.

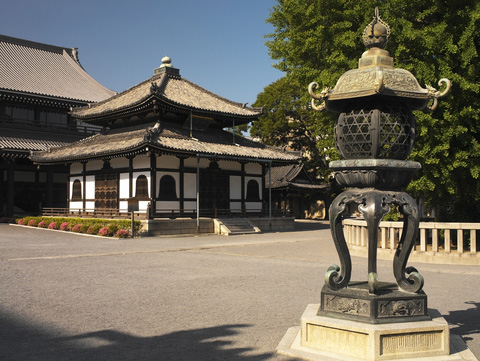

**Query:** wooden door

left=199, top=169, right=229, bottom=214
left=95, top=173, right=118, bottom=210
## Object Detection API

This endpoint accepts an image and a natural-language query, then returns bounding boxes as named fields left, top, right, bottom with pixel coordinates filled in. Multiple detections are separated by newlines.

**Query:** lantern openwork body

left=308, top=8, right=450, bottom=323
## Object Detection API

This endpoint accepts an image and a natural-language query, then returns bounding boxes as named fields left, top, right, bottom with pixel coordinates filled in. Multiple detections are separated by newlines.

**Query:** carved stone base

left=276, top=304, right=463, bottom=361
left=320, top=282, right=430, bottom=324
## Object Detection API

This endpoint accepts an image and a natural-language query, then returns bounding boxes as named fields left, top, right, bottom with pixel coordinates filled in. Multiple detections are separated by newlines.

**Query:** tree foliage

left=253, top=0, right=480, bottom=221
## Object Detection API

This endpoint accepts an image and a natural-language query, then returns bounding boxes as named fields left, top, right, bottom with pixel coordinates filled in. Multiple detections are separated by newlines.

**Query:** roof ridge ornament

left=362, top=7, right=390, bottom=50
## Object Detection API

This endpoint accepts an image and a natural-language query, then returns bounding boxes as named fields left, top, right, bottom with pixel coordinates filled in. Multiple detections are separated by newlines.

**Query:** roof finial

left=160, top=56, right=172, bottom=68
left=362, top=7, right=390, bottom=49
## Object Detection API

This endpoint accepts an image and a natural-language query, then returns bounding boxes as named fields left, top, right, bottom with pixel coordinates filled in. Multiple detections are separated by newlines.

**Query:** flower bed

left=15, top=216, right=140, bottom=238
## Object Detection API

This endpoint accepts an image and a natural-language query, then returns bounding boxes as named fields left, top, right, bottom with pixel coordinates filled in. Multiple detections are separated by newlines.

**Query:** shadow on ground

left=443, top=301, right=480, bottom=344
left=0, top=310, right=297, bottom=361
left=293, top=220, right=330, bottom=232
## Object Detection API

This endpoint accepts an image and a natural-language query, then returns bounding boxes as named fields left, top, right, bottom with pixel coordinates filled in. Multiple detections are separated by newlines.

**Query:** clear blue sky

left=0, top=0, right=283, bottom=106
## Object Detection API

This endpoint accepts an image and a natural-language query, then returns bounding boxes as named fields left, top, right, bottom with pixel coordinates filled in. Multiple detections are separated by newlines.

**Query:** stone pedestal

left=277, top=304, right=478, bottom=361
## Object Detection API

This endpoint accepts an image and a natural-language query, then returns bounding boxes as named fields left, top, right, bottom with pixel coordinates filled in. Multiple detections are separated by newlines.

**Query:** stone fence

left=343, top=218, right=480, bottom=265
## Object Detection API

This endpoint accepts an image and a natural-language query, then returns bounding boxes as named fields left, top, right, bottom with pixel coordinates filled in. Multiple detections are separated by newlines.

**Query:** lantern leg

left=392, top=192, right=424, bottom=293
left=357, top=191, right=390, bottom=294
left=326, top=192, right=353, bottom=290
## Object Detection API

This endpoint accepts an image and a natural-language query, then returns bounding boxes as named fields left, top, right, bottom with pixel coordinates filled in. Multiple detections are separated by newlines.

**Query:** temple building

left=268, top=163, right=329, bottom=219
left=31, top=57, right=301, bottom=227
left=0, top=34, right=116, bottom=216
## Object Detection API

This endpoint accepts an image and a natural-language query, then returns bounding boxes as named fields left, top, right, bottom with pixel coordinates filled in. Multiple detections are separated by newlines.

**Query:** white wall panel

left=110, top=157, right=129, bottom=168
left=86, top=160, right=103, bottom=171
left=218, top=160, right=241, bottom=171
left=245, top=163, right=262, bottom=174
left=133, top=155, right=150, bottom=169
left=70, top=163, right=82, bottom=174
left=85, top=175, right=95, bottom=199
left=156, top=201, right=180, bottom=211
left=230, top=202, right=242, bottom=211
left=184, top=173, right=197, bottom=198
left=119, top=173, right=130, bottom=198
left=157, top=155, right=179, bottom=169
left=230, top=176, right=241, bottom=199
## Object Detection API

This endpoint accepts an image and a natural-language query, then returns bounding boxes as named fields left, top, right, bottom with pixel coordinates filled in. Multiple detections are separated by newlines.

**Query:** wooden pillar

left=46, top=168, right=54, bottom=208
left=179, top=157, right=184, bottom=214
left=261, top=163, right=266, bottom=214
left=7, top=160, right=14, bottom=217
left=128, top=156, right=134, bottom=198
left=241, top=163, right=245, bottom=214
left=150, top=151, right=156, bottom=214
left=82, top=162, right=87, bottom=212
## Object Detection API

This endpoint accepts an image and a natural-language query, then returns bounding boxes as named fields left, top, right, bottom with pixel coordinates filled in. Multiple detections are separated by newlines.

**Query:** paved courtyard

left=1, top=221, right=479, bottom=360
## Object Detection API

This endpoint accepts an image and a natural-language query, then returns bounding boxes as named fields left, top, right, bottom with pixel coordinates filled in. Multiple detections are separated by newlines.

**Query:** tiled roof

left=268, top=163, right=328, bottom=191
left=0, top=127, right=85, bottom=155
left=71, top=66, right=262, bottom=120
left=30, top=121, right=300, bottom=164
left=0, top=34, right=116, bottom=103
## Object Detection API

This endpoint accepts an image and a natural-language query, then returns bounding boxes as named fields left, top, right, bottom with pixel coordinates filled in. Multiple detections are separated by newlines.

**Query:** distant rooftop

left=0, top=34, right=116, bottom=103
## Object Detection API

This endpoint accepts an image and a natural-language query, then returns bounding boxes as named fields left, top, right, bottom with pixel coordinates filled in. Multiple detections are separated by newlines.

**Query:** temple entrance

left=199, top=167, right=229, bottom=215
left=95, top=173, right=118, bottom=210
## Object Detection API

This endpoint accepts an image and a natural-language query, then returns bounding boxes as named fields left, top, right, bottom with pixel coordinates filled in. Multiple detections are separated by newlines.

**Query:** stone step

left=217, top=218, right=261, bottom=235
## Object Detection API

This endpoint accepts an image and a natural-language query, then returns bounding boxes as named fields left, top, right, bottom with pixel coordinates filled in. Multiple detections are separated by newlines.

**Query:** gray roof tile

left=31, top=122, right=300, bottom=164
left=72, top=69, right=262, bottom=119
left=0, top=34, right=116, bottom=103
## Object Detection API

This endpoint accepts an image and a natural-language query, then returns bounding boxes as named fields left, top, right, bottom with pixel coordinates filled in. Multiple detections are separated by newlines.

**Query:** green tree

left=253, top=0, right=480, bottom=221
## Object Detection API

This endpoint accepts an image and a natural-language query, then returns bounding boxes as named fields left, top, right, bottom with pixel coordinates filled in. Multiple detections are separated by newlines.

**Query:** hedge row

left=16, top=216, right=141, bottom=238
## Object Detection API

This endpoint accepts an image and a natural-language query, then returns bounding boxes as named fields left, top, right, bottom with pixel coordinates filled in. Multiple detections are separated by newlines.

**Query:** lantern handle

left=425, top=78, right=451, bottom=111
left=308, top=82, right=330, bottom=112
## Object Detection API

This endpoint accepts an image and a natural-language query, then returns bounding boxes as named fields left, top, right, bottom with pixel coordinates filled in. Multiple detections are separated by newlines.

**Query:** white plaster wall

left=230, top=202, right=242, bottom=211
left=156, top=172, right=180, bottom=198
left=184, top=157, right=209, bottom=168
left=119, top=200, right=128, bottom=212
left=132, top=172, right=150, bottom=197
left=230, top=176, right=241, bottom=199
left=184, top=173, right=197, bottom=198
left=139, top=200, right=150, bottom=211
left=86, top=160, right=103, bottom=171
left=218, top=160, right=241, bottom=171
left=85, top=201, right=95, bottom=211
left=157, top=155, right=179, bottom=169
left=245, top=176, right=263, bottom=200
left=69, top=201, right=83, bottom=211
left=156, top=201, right=180, bottom=211
left=85, top=175, right=95, bottom=199
left=119, top=173, right=130, bottom=198
left=133, top=155, right=150, bottom=169
left=110, top=157, right=129, bottom=168
left=70, top=163, right=82, bottom=174
left=184, top=201, right=197, bottom=211
left=245, top=202, right=262, bottom=211
left=245, top=163, right=262, bottom=175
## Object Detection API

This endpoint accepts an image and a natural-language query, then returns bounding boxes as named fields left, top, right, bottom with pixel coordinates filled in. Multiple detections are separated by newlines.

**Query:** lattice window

left=158, top=175, right=177, bottom=201
left=246, top=179, right=260, bottom=201
left=71, top=179, right=82, bottom=201
left=135, top=175, right=149, bottom=200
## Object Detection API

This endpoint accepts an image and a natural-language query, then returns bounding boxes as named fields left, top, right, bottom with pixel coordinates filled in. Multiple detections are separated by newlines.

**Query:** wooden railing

left=343, top=218, right=480, bottom=265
